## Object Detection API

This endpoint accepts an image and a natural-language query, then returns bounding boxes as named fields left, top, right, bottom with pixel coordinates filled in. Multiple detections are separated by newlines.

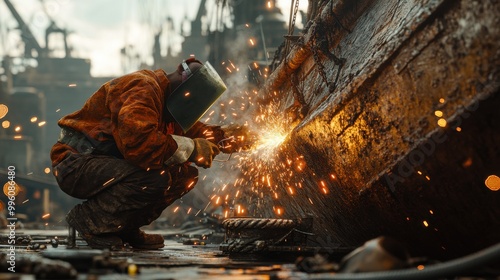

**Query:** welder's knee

left=121, top=169, right=172, bottom=199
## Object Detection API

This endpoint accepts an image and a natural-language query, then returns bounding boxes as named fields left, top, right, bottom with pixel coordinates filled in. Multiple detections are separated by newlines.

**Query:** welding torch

left=214, top=126, right=258, bottom=162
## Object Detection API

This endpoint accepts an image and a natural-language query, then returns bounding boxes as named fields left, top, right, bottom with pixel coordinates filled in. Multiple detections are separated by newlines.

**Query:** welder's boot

left=118, top=229, right=165, bottom=250
left=66, top=206, right=123, bottom=250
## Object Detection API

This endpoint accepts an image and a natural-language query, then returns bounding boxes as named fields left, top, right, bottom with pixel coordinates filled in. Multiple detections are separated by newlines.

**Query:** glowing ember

left=485, top=175, right=500, bottom=191
left=434, top=110, right=443, bottom=117
left=437, top=118, right=447, bottom=127
left=0, top=104, right=8, bottom=119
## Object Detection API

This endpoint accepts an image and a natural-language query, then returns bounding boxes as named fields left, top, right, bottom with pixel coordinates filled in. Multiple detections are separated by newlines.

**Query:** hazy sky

left=0, top=0, right=307, bottom=77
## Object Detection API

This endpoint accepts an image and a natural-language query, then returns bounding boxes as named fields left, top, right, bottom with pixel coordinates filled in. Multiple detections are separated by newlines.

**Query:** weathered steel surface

left=253, top=0, right=500, bottom=259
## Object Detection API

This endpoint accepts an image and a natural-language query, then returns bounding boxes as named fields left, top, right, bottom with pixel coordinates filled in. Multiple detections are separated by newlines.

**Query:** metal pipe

left=263, top=0, right=350, bottom=95
left=67, top=225, right=76, bottom=248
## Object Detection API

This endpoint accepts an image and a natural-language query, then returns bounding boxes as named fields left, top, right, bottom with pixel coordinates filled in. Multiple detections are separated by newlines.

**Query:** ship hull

left=252, top=0, right=500, bottom=259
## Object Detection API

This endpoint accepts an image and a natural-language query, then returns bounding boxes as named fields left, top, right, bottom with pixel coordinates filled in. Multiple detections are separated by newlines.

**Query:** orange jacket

left=50, top=69, right=224, bottom=170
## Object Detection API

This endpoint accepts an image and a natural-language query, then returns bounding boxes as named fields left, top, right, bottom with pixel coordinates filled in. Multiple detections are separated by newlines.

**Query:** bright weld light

left=252, top=129, right=287, bottom=158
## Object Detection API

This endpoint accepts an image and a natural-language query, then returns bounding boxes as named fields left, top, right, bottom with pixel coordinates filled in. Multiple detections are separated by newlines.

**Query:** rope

left=222, top=218, right=297, bottom=230
left=221, top=218, right=305, bottom=253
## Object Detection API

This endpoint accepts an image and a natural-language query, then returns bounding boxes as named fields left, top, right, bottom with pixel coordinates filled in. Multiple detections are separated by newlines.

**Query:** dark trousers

left=53, top=152, right=197, bottom=235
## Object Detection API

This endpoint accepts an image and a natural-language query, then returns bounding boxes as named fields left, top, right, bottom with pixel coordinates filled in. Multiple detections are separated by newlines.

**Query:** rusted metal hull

left=249, top=0, right=500, bottom=259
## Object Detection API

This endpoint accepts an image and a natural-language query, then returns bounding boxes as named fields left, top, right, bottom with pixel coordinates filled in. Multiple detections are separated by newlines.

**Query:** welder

left=50, top=58, right=249, bottom=249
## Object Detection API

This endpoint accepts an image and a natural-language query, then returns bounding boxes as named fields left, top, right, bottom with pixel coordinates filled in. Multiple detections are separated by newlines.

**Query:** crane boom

left=3, top=0, right=45, bottom=57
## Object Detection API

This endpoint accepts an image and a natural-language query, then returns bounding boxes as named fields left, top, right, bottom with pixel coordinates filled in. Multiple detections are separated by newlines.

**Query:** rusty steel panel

left=242, top=0, right=500, bottom=259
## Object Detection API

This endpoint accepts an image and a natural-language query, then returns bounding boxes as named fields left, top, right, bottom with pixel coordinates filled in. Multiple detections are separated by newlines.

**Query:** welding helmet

left=167, top=60, right=227, bottom=132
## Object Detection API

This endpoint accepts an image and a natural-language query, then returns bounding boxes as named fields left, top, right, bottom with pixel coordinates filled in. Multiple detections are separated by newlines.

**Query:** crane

left=3, top=0, right=45, bottom=58
left=3, top=0, right=71, bottom=58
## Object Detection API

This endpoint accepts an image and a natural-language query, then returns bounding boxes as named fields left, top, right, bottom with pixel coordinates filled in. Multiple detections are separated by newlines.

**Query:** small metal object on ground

left=67, top=225, right=76, bottom=248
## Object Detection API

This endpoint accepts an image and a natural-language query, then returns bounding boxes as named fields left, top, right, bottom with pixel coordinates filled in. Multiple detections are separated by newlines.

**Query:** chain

left=291, top=74, right=306, bottom=105
left=290, top=0, right=300, bottom=34
left=270, top=41, right=285, bottom=72
left=284, top=0, right=300, bottom=57
left=310, top=21, right=330, bottom=88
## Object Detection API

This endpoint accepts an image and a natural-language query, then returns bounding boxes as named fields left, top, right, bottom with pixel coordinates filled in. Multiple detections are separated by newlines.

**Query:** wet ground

left=0, top=228, right=312, bottom=279
left=1, top=227, right=499, bottom=279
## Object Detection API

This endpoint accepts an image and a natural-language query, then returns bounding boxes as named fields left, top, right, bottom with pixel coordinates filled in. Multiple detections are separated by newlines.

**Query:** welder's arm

left=184, top=122, right=254, bottom=153
left=114, top=78, right=184, bottom=170
left=189, top=138, right=220, bottom=168
left=184, top=121, right=225, bottom=143
left=163, top=135, right=194, bottom=166
left=164, top=136, right=220, bottom=168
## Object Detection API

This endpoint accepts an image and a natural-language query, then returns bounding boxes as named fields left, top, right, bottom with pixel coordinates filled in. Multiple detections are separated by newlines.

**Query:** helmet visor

left=167, top=61, right=227, bottom=132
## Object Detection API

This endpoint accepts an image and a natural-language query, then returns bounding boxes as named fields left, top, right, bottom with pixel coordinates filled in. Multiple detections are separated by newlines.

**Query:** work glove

left=220, top=124, right=256, bottom=153
left=189, top=138, right=220, bottom=168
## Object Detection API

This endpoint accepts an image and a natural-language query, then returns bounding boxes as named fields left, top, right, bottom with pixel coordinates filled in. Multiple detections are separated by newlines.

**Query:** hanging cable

left=315, top=242, right=500, bottom=280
